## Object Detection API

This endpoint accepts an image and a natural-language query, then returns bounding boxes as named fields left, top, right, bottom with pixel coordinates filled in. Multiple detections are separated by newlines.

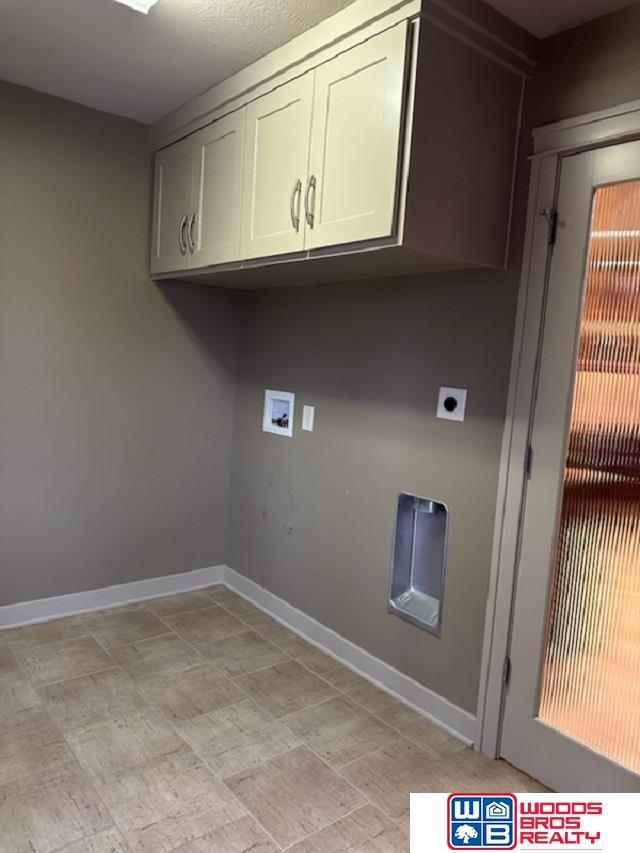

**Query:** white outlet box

left=302, top=405, right=315, bottom=432
left=263, top=389, right=295, bottom=437
left=437, top=387, right=467, bottom=422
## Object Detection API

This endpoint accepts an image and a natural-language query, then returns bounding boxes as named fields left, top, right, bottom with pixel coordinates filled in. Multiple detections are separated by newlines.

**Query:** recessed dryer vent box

left=388, top=492, right=448, bottom=637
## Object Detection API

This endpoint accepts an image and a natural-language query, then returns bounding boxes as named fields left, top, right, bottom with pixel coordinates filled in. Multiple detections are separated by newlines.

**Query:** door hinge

left=525, top=444, right=534, bottom=479
left=502, top=655, right=512, bottom=689
left=539, top=208, right=558, bottom=247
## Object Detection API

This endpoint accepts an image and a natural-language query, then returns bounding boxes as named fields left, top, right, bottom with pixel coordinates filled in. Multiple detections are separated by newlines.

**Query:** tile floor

left=0, top=585, right=546, bottom=852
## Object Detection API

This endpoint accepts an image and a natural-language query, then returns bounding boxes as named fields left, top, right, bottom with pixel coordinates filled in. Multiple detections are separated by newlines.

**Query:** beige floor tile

left=2, top=616, right=88, bottom=650
left=39, top=667, right=148, bottom=733
left=176, top=699, right=300, bottom=778
left=345, top=682, right=467, bottom=760
left=341, top=740, right=450, bottom=822
left=375, top=701, right=468, bottom=759
left=345, top=682, right=399, bottom=717
left=56, top=827, right=131, bottom=852
left=0, top=589, right=548, bottom=853
left=226, top=745, right=365, bottom=848
left=82, top=605, right=168, bottom=648
left=136, top=663, right=244, bottom=721
left=206, top=587, right=263, bottom=618
left=320, top=663, right=368, bottom=693
left=240, top=612, right=301, bottom=649
left=237, top=660, right=337, bottom=718
left=17, top=636, right=114, bottom=687
left=143, top=590, right=215, bottom=617
left=163, top=605, right=246, bottom=643
left=239, top=611, right=282, bottom=633
left=66, top=707, right=190, bottom=786
left=99, top=751, right=245, bottom=853
left=259, top=626, right=304, bottom=653
left=283, top=696, right=398, bottom=767
left=196, top=630, right=289, bottom=677
left=0, top=709, right=78, bottom=786
left=169, top=815, right=278, bottom=852
left=0, top=675, right=41, bottom=724
left=287, top=803, right=408, bottom=852
left=0, top=642, right=21, bottom=676
left=109, top=632, right=204, bottom=681
left=0, top=769, right=112, bottom=853
left=288, top=640, right=346, bottom=676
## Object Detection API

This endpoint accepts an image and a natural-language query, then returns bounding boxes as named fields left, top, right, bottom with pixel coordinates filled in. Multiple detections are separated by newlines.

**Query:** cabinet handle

left=178, top=214, right=188, bottom=255
left=304, top=174, right=316, bottom=228
left=290, top=179, right=302, bottom=232
left=187, top=213, right=196, bottom=253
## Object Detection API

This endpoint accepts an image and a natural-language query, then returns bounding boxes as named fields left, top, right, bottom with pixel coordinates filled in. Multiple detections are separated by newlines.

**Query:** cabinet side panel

left=402, top=22, right=524, bottom=269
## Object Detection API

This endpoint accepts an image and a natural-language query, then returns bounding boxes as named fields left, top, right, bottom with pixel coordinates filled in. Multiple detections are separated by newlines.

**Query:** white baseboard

left=223, top=566, right=476, bottom=745
left=0, top=565, right=225, bottom=629
left=0, top=562, right=475, bottom=745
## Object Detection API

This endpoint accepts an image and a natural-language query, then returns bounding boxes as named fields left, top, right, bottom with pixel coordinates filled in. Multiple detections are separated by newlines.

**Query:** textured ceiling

left=0, top=0, right=357, bottom=123
left=1, top=0, right=638, bottom=124
left=486, top=0, right=637, bottom=37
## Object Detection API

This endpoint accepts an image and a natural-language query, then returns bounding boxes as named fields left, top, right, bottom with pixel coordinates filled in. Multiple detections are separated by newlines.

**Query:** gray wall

left=0, top=81, right=239, bottom=606
left=228, top=271, right=519, bottom=713
left=226, top=2, right=640, bottom=716
left=527, top=3, right=640, bottom=128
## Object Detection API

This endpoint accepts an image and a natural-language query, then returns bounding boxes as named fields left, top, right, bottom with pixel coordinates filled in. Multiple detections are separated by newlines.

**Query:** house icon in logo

left=485, top=801, right=510, bottom=819
left=449, top=794, right=516, bottom=849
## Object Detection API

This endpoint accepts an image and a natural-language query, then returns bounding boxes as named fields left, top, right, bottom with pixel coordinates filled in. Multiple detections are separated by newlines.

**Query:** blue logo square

left=448, top=794, right=516, bottom=850
left=451, top=818, right=482, bottom=846
left=484, top=797, right=513, bottom=822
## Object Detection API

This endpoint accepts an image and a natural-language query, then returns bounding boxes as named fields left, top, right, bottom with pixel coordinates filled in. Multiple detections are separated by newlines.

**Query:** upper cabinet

left=241, top=74, right=314, bottom=260
left=150, top=0, right=529, bottom=286
left=305, top=24, right=407, bottom=250
left=192, top=109, right=246, bottom=269
left=238, top=24, right=407, bottom=262
left=151, top=108, right=245, bottom=274
left=151, top=138, right=193, bottom=275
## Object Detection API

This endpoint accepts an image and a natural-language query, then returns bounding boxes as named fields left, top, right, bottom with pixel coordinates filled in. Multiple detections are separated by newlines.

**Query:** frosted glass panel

left=538, top=181, right=640, bottom=775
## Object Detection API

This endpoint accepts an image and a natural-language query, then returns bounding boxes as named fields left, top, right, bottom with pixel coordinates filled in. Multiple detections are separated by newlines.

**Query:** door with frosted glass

left=501, top=141, right=640, bottom=792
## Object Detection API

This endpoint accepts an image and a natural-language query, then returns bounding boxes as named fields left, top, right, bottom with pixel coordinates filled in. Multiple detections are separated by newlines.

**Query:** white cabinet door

left=191, top=109, right=246, bottom=268
left=150, top=138, right=194, bottom=274
left=305, top=23, right=408, bottom=251
left=240, top=74, right=314, bottom=260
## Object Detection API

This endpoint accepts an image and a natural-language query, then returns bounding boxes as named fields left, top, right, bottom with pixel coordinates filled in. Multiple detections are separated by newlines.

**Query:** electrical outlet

left=437, top=387, right=467, bottom=422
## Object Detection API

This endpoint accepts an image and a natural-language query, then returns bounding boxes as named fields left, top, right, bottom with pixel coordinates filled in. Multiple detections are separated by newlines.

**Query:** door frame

left=476, top=96, right=640, bottom=760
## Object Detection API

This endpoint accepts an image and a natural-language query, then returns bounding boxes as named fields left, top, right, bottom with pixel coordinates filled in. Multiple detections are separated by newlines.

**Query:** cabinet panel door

left=240, top=74, right=314, bottom=260
left=150, top=139, right=193, bottom=274
left=191, top=109, right=246, bottom=268
left=305, top=23, right=408, bottom=250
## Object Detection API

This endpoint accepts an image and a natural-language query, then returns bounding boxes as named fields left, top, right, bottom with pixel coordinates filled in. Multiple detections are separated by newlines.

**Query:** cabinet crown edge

left=150, top=0, right=535, bottom=153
